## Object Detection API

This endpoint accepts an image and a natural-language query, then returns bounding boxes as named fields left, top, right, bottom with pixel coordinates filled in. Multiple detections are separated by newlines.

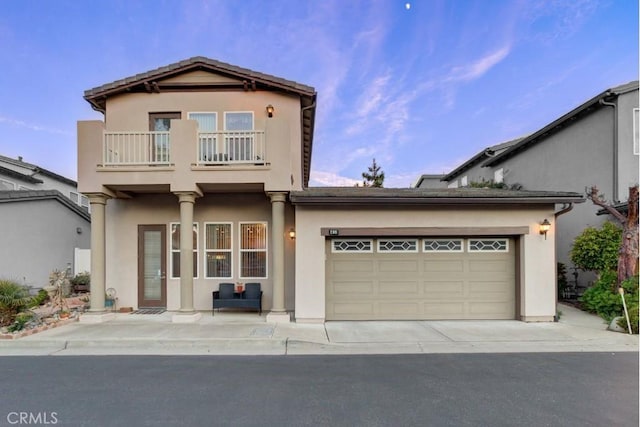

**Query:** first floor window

left=240, top=222, right=267, bottom=278
left=205, top=223, right=232, bottom=278
left=0, top=179, right=15, bottom=190
left=170, top=222, right=198, bottom=278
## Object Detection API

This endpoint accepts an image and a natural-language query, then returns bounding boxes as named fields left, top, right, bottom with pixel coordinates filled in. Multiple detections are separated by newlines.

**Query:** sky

left=0, top=0, right=637, bottom=188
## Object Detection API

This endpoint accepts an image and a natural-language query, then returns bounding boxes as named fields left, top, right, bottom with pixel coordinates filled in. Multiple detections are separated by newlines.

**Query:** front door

left=138, top=225, right=167, bottom=308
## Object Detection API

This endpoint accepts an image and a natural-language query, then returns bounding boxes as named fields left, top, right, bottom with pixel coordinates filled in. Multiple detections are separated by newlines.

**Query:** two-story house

left=0, top=155, right=91, bottom=288
left=430, top=81, right=639, bottom=290
left=78, top=57, right=582, bottom=324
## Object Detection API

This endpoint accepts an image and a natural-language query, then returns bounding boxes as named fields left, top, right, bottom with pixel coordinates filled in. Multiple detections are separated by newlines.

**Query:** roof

left=290, top=187, right=584, bottom=206
left=0, top=190, right=90, bottom=221
left=82, top=56, right=317, bottom=187
left=0, top=165, right=43, bottom=184
left=413, top=174, right=446, bottom=187
left=0, top=155, right=76, bottom=187
left=442, top=137, right=524, bottom=181
left=483, top=80, right=639, bottom=167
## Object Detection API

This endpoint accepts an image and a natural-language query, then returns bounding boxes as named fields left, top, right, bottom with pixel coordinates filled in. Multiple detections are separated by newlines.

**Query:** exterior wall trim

left=320, top=226, right=530, bottom=237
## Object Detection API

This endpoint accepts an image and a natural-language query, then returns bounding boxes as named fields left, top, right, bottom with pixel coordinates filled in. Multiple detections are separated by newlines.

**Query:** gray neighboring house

left=426, top=81, right=639, bottom=290
left=413, top=174, right=448, bottom=189
left=0, top=156, right=91, bottom=289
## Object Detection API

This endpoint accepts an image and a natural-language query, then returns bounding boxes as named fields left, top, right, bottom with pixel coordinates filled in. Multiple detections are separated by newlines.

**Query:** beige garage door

left=326, top=237, right=516, bottom=320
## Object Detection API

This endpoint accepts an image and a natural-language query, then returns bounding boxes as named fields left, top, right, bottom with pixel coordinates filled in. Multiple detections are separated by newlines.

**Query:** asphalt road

left=0, top=353, right=637, bottom=427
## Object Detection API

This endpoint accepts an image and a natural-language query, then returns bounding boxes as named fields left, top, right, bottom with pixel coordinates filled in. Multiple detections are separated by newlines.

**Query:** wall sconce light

left=266, top=104, right=274, bottom=118
left=76, top=227, right=83, bottom=235
left=539, top=219, right=551, bottom=240
left=289, top=228, right=296, bottom=240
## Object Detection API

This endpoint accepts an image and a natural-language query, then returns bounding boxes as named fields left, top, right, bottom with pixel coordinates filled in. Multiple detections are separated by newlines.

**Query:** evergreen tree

left=361, top=158, right=385, bottom=188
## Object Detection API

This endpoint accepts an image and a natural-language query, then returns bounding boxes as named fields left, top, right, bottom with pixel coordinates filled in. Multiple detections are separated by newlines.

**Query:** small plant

left=7, top=312, right=35, bottom=332
left=29, top=289, right=49, bottom=308
left=70, top=272, right=90, bottom=293
left=557, top=262, right=568, bottom=299
left=0, top=279, right=33, bottom=327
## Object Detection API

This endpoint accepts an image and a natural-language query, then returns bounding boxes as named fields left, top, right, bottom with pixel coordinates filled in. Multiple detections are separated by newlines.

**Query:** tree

left=570, top=221, right=622, bottom=275
left=361, top=158, right=385, bottom=188
left=586, top=185, right=639, bottom=288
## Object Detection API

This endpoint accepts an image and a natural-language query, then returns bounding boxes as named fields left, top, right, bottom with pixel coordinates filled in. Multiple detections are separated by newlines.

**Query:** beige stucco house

left=77, top=57, right=583, bottom=324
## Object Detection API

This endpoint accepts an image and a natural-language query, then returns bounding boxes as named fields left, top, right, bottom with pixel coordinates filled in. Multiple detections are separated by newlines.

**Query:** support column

left=266, top=192, right=290, bottom=323
left=172, top=192, right=201, bottom=323
left=81, top=193, right=115, bottom=323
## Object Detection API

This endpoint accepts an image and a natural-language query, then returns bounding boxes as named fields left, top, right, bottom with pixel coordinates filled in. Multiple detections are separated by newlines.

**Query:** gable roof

left=483, top=80, right=639, bottom=167
left=442, top=137, right=524, bottom=181
left=0, top=190, right=90, bottom=221
left=291, top=187, right=584, bottom=206
left=0, top=155, right=77, bottom=187
left=83, top=56, right=317, bottom=187
left=0, top=165, right=43, bottom=184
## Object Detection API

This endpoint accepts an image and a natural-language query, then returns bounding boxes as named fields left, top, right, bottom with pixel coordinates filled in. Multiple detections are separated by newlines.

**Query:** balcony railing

left=196, top=131, right=266, bottom=165
left=104, top=132, right=170, bottom=165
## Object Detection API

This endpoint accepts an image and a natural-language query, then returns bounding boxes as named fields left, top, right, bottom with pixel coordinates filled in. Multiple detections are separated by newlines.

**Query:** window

left=240, top=222, right=267, bottom=278
left=149, top=112, right=180, bottom=163
left=634, top=108, right=639, bottom=155
left=225, top=112, right=254, bottom=162
left=170, top=222, right=198, bottom=278
left=80, top=195, right=89, bottom=208
left=205, top=223, right=232, bottom=278
left=0, top=179, right=15, bottom=190
left=468, top=239, right=508, bottom=252
left=331, top=239, right=373, bottom=253
left=189, top=112, right=218, bottom=162
left=423, top=239, right=464, bottom=252
left=70, top=191, right=79, bottom=204
left=494, top=168, right=504, bottom=184
left=461, top=176, right=468, bottom=187
left=447, top=180, right=459, bottom=189
left=378, top=239, right=418, bottom=253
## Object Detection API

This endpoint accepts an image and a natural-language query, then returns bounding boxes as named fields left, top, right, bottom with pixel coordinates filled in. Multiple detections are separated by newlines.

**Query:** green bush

left=7, top=312, right=34, bottom=333
left=580, top=273, right=639, bottom=323
left=29, top=289, right=49, bottom=308
left=571, top=221, right=621, bottom=274
left=618, top=303, right=639, bottom=334
left=0, top=279, right=33, bottom=327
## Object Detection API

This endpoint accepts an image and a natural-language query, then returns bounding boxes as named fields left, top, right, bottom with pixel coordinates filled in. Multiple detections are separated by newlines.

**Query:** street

left=0, top=353, right=637, bottom=427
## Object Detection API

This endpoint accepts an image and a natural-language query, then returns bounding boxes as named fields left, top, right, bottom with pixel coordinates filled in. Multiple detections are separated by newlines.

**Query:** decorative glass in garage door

left=331, top=239, right=373, bottom=253
left=468, top=239, right=509, bottom=252
left=377, top=239, right=418, bottom=252
left=423, top=239, right=463, bottom=252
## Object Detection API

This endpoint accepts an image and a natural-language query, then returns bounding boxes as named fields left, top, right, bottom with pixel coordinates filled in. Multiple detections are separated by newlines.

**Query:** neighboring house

left=0, top=190, right=91, bottom=289
left=77, top=57, right=582, bottom=323
left=412, top=174, right=447, bottom=189
left=0, top=154, right=89, bottom=210
left=434, top=81, right=639, bottom=290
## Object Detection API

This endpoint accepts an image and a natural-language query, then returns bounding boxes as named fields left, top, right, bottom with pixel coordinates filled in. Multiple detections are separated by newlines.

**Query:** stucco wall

left=104, top=193, right=296, bottom=311
left=0, top=199, right=90, bottom=288
left=616, top=90, right=640, bottom=200
left=294, top=205, right=556, bottom=322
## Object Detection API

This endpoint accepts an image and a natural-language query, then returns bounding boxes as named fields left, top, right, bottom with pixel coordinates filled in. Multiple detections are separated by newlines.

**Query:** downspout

left=599, top=95, right=619, bottom=202
left=553, top=202, right=574, bottom=322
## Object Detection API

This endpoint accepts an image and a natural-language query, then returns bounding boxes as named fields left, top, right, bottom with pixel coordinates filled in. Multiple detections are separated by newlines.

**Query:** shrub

left=618, top=303, right=639, bottom=334
left=571, top=221, right=621, bottom=275
left=580, top=273, right=639, bottom=323
left=7, top=312, right=35, bottom=333
left=0, top=279, right=33, bottom=327
left=557, top=262, right=568, bottom=299
left=29, top=289, right=49, bottom=308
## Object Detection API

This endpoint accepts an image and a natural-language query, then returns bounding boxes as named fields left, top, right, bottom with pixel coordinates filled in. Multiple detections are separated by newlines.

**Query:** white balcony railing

left=103, top=132, right=170, bottom=165
left=196, top=131, right=266, bottom=164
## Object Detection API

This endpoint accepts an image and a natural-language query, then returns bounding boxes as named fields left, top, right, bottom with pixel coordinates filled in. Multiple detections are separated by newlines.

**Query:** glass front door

left=138, top=225, right=167, bottom=308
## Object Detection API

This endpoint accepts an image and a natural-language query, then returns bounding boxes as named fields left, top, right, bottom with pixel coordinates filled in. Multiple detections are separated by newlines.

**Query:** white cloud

left=446, top=46, right=511, bottom=83
left=0, top=115, right=72, bottom=136
left=309, top=170, right=360, bottom=187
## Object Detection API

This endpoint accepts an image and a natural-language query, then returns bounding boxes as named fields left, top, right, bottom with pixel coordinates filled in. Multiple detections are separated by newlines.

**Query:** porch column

left=81, top=193, right=115, bottom=323
left=267, top=192, right=290, bottom=323
left=172, top=192, right=201, bottom=323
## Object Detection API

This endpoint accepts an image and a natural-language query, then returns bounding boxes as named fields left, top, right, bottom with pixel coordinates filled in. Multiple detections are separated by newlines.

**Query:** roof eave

left=290, top=195, right=585, bottom=206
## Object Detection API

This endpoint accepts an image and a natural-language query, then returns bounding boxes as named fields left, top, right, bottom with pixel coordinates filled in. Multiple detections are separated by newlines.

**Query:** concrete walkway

left=0, top=303, right=637, bottom=356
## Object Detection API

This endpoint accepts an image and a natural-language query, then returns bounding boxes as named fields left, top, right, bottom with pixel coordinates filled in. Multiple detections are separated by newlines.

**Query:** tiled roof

left=290, top=187, right=584, bottom=205
left=82, top=56, right=317, bottom=188
left=0, top=165, right=43, bottom=184
left=0, top=190, right=90, bottom=221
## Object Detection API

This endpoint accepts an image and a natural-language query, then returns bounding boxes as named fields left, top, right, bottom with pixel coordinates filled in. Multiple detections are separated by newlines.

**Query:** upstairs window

left=634, top=108, right=639, bottom=155
left=494, top=168, right=504, bottom=184
left=225, top=112, right=255, bottom=162
left=0, top=179, right=15, bottom=190
left=189, top=112, right=218, bottom=162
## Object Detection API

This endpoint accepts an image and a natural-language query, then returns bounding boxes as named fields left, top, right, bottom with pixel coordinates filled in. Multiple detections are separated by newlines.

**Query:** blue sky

left=0, top=0, right=637, bottom=187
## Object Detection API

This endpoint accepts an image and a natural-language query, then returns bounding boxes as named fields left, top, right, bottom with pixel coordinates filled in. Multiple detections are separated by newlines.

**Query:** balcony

left=102, top=130, right=266, bottom=166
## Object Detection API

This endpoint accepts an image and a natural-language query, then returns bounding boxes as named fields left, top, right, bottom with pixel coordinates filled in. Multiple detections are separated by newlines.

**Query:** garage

left=326, top=237, right=516, bottom=320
